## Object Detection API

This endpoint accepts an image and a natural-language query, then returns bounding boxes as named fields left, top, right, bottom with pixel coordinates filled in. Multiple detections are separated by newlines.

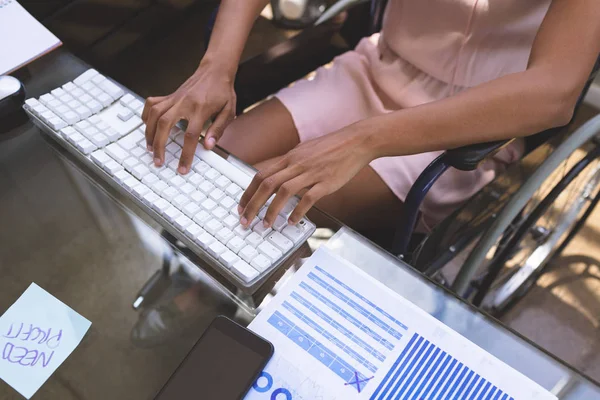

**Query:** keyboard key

left=131, top=147, right=145, bottom=158
left=142, top=192, right=160, bottom=206
left=159, top=168, right=176, bottom=181
left=205, top=219, right=223, bottom=235
left=246, top=232, right=263, bottom=248
left=234, top=224, right=252, bottom=239
left=251, top=254, right=272, bottom=272
left=273, top=215, right=288, bottom=231
left=216, top=227, right=234, bottom=244
left=219, top=250, right=240, bottom=268
left=258, top=242, right=283, bottom=261
left=183, top=203, right=201, bottom=218
left=66, top=132, right=86, bottom=145
left=91, top=133, right=109, bottom=147
left=239, top=245, right=258, bottom=263
left=123, top=157, right=139, bottom=172
left=164, top=206, right=182, bottom=222
left=152, top=198, right=171, bottom=214
left=132, top=165, right=151, bottom=180
left=232, top=260, right=259, bottom=282
left=208, top=241, right=227, bottom=258
left=133, top=184, right=150, bottom=198
left=166, top=142, right=180, bottom=155
left=209, top=188, right=225, bottom=202
left=201, top=198, right=217, bottom=211
left=118, top=108, right=134, bottom=121
left=199, top=181, right=215, bottom=194
left=193, top=160, right=211, bottom=175
left=204, top=168, right=220, bottom=181
left=227, top=236, right=246, bottom=254
left=75, top=139, right=97, bottom=154
left=186, top=172, right=204, bottom=186
left=123, top=177, right=140, bottom=192
left=151, top=180, right=169, bottom=194
left=179, top=183, right=195, bottom=195
left=267, top=231, right=294, bottom=253
left=142, top=173, right=159, bottom=186
left=184, top=223, right=203, bottom=239
left=282, top=223, right=308, bottom=243
left=221, top=196, right=236, bottom=211
left=88, top=100, right=103, bottom=114
left=212, top=207, right=228, bottom=220
left=190, top=190, right=207, bottom=203
left=113, top=170, right=132, bottom=184
left=99, top=79, right=125, bottom=100
left=120, top=93, right=136, bottom=106
left=162, top=187, right=179, bottom=202
left=105, top=143, right=129, bottom=163
left=74, top=69, right=99, bottom=86
left=215, top=175, right=231, bottom=189
left=196, top=232, right=215, bottom=248
left=225, top=183, right=241, bottom=197
left=253, top=223, right=272, bottom=238
left=193, top=210, right=212, bottom=227
left=173, top=194, right=190, bottom=209
left=223, top=214, right=239, bottom=229
left=174, top=215, right=193, bottom=230
left=91, top=150, right=110, bottom=165
left=104, top=160, right=123, bottom=176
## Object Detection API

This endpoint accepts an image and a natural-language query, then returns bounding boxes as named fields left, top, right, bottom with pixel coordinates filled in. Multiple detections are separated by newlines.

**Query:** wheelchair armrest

left=441, top=139, right=514, bottom=171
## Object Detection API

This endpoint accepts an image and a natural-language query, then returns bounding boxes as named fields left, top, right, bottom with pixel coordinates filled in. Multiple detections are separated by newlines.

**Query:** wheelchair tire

left=473, top=147, right=600, bottom=316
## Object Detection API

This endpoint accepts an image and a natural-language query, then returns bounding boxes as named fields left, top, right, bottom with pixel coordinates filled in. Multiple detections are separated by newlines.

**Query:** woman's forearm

left=365, top=67, right=582, bottom=159
left=201, top=0, right=270, bottom=77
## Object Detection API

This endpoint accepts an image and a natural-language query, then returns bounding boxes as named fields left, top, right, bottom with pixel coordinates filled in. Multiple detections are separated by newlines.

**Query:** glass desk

left=1, top=50, right=599, bottom=399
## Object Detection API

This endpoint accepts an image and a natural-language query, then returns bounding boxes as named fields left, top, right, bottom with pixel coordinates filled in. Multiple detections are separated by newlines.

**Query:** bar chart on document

left=245, top=248, right=556, bottom=400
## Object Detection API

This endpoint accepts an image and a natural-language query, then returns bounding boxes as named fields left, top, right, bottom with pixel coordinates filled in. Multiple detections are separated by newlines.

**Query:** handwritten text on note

left=0, top=284, right=91, bottom=399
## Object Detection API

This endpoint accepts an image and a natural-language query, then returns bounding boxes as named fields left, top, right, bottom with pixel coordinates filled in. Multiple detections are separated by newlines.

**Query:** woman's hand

left=142, top=59, right=236, bottom=174
left=238, top=124, right=378, bottom=228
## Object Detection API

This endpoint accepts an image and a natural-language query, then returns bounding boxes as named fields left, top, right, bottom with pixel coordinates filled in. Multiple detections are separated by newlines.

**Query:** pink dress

left=276, top=0, right=552, bottom=228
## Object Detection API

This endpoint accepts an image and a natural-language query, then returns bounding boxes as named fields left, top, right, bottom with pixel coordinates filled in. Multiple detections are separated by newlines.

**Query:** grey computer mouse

left=0, top=75, right=27, bottom=134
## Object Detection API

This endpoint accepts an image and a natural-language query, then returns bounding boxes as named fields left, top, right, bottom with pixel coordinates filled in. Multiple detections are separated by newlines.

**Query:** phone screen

left=155, top=316, right=273, bottom=400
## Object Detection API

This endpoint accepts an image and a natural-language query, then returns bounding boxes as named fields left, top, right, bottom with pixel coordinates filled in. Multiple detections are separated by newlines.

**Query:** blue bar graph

left=370, top=333, right=516, bottom=400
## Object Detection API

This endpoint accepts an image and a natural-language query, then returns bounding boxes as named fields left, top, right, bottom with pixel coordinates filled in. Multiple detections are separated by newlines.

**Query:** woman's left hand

left=238, top=124, right=377, bottom=228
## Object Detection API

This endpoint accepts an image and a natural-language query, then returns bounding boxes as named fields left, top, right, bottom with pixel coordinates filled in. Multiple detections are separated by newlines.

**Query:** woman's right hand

left=142, top=59, right=237, bottom=174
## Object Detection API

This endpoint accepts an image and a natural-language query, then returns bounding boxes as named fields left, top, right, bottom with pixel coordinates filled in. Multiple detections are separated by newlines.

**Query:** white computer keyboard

left=23, top=68, right=316, bottom=292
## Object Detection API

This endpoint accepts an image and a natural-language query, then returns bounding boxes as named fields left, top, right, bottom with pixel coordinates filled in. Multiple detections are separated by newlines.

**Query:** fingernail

left=263, top=220, right=270, bottom=228
left=147, top=145, right=153, bottom=152
left=237, top=205, right=243, bottom=214
left=240, top=217, right=248, bottom=226
left=154, top=158, right=162, bottom=167
left=288, top=218, right=295, bottom=225
left=178, top=165, right=188, bottom=175
left=207, top=137, right=216, bottom=147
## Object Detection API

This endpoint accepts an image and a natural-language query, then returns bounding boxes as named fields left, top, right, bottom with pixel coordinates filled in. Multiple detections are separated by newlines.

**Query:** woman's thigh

left=218, top=98, right=300, bottom=165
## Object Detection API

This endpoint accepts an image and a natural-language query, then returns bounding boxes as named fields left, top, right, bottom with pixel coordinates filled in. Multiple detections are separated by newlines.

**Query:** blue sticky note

left=0, top=283, right=91, bottom=399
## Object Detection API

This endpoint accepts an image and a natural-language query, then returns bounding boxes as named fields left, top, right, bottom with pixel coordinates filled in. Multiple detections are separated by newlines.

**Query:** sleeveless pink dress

left=276, top=0, right=553, bottom=228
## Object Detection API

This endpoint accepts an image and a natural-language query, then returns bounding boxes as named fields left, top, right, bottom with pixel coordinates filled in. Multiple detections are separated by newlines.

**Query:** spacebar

left=195, top=147, right=252, bottom=189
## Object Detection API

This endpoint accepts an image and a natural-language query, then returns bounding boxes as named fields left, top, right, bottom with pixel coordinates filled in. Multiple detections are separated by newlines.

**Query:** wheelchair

left=223, top=0, right=600, bottom=316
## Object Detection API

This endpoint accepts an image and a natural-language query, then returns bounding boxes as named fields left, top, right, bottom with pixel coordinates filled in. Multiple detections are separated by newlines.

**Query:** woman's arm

left=143, top=0, right=269, bottom=174
left=367, top=0, right=600, bottom=157
left=239, top=0, right=600, bottom=227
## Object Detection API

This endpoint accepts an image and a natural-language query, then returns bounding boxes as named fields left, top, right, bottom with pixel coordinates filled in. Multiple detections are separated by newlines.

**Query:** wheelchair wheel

left=469, top=146, right=600, bottom=316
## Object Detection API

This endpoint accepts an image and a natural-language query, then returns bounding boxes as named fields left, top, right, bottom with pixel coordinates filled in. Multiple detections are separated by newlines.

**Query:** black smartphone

left=154, top=315, right=274, bottom=400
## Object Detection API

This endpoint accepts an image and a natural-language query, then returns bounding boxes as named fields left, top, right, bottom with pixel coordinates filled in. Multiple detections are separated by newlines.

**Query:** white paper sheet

left=0, top=1, right=62, bottom=75
left=0, top=283, right=91, bottom=399
left=246, top=248, right=556, bottom=400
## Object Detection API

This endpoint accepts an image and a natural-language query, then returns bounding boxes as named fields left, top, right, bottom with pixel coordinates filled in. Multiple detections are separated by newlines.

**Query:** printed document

left=246, top=248, right=556, bottom=400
